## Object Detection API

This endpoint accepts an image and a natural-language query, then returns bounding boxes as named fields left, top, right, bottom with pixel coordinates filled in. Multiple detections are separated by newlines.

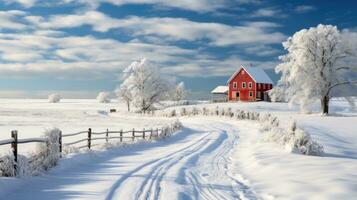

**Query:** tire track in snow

left=136, top=134, right=212, bottom=200
left=106, top=119, right=259, bottom=200
left=105, top=132, right=212, bottom=200
left=182, top=121, right=259, bottom=200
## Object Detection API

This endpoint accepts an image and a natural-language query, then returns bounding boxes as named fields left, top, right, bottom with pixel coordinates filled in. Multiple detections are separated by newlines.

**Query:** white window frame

left=258, top=83, right=261, bottom=89
left=248, top=82, right=252, bottom=89
left=242, top=82, right=246, bottom=88
left=233, top=82, right=237, bottom=89
left=249, top=91, right=253, bottom=97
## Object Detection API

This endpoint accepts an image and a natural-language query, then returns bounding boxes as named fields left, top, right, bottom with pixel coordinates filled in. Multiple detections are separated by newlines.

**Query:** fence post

left=150, top=128, right=153, bottom=140
left=143, top=128, right=145, bottom=139
left=106, top=129, right=109, bottom=143
left=59, top=130, right=62, bottom=158
left=11, top=130, right=18, bottom=176
left=120, top=129, right=123, bottom=142
left=156, top=128, right=159, bottom=138
left=132, top=128, right=135, bottom=142
left=88, top=128, right=92, bottom=149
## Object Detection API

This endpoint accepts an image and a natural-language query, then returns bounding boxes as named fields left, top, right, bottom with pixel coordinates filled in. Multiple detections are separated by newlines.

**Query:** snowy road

left=3, top=118, right=257, bottom=200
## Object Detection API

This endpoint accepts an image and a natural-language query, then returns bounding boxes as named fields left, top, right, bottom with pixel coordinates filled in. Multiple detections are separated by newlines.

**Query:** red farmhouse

left=228, top=66, right=273, bottom=101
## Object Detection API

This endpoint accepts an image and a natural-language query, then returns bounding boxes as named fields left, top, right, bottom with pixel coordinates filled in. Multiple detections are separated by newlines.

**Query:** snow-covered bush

left=97, top=92, right=110, bottom=103
left=172, top=120, right=183, bottom=130
left=31, top=128, right=61, bottom=175
left=202, top=107, right=209, bottom=115
left=0, top=151, right=15, bottom=177
left=180, top=107, right=187, bottom=116
left=0, top=152, right=30, bottom=177
left=192, top=107, right=199, bottom=115
left=48, top=93, right=61, bottom=103
left=262, top=120, right=324, bottom=156
left=169, top=109, right=176, bottom=117
left=215, top=106, right=219, bottom=116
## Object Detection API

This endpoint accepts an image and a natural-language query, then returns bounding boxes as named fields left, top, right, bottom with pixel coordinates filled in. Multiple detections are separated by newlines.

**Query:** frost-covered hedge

left=158, top=106, right=324, bottom=156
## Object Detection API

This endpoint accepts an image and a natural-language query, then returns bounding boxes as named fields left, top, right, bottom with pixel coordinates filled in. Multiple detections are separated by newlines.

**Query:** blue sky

left=0, top=0, right=356, bottom=98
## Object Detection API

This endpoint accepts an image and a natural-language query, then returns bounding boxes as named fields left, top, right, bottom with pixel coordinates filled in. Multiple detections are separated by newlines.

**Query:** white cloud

left=244, top=45, right=280, bottom=56
left=0, top=30, right=202, bottom=79
left=294, top=5, right=316, bottom=13
left=60, top=0, right=229, bottom=13
left=1, top=0, right=37, bottom=7
left=0, top=10, right=27, bottom=30
left=161, top=55, right=278, bottom=77
left=26, top=11, right=286, bottom=46
left=249, top=7, right=286, bottom=18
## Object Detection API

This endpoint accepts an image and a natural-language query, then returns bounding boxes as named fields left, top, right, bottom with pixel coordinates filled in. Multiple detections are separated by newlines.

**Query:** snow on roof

left=227, top=66, right=274, bottom=84
left=211, top=86, right=228, bottom=94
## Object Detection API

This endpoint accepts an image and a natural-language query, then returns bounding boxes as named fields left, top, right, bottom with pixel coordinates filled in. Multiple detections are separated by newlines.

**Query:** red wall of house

left=228, top=69, right=256, bottom=101
left=228, top=68, right=273, bottom=101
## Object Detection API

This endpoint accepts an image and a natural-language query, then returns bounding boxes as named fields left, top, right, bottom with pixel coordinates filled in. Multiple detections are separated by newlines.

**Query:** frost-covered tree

left=271, top=24, right=357, bottom=114
left=48, top=94, right=61, bottom=103
left=173, top=82, right=186, bottom=105
left=97, top=92, right=110, bottom=103
left=119, top=58, right=170, bottom=113
left=115, top=85, right=133, bottom=111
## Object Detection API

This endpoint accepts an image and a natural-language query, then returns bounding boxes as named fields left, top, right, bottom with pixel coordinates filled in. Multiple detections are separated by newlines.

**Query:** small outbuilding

left=211, top=86, right=228, bottom=102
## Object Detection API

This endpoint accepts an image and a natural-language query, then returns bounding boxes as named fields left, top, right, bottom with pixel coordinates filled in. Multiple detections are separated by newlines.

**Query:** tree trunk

left=321, top=95, right=329, bottom=114
left=127, top=101, right=130, bottom=112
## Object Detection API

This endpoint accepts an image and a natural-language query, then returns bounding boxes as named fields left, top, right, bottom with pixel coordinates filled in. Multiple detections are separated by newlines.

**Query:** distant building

left=211, top=86, right=228, bottom=102
left=227, top=66, right=273, bottom=101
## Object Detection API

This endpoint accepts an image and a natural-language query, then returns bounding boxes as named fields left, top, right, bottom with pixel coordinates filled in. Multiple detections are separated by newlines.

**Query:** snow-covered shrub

left=192, top=107, right=199, bottom=115
left=202, top=107, right=209, bottom=115
left=169, top=109, right=176, bottom=117
left=31, top=128, right=61, bottom=175
left=220, top=108, right=225, bottom=116
left=97, top=92, right=110, bottom=103
left=262, top=120, right=324, bottom=156
left=226, top=107, right=233, bottom=117
left=16, top=155, right=31, bottom=177
left=215, top=106, right=219, bottom=116
left=172, top=120, right=183, bottom=131
left=48, top=93, right=61, bottom=103
left=180, top=107, right=187, bottom=116
left=0, top=151, right=15, bottom=177
left=291, top=129, right=324, bottom=155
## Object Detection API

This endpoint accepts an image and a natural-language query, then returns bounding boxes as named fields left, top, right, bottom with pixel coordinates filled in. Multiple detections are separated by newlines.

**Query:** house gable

left=227, top=66, right=273, bottom=84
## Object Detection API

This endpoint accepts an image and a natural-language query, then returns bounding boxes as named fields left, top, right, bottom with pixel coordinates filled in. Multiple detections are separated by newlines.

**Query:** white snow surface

left=0, top=99, right=172, bottom=155
left=0, top=98, right=356, bottom=199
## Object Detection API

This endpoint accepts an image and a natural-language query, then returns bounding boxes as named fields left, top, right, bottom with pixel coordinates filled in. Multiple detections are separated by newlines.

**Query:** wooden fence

left=0, top=125, right=178, bottom=176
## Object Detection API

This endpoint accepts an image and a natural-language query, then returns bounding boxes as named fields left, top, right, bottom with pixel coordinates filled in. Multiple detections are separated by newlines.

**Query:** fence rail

left=0, top=124, right=180, bottom=176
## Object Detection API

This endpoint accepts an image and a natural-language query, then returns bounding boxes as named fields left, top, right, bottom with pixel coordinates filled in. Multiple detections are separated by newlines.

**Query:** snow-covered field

left=0, top=99, right=172, bottom=155
left=0, top=98, right=356, bottom=199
